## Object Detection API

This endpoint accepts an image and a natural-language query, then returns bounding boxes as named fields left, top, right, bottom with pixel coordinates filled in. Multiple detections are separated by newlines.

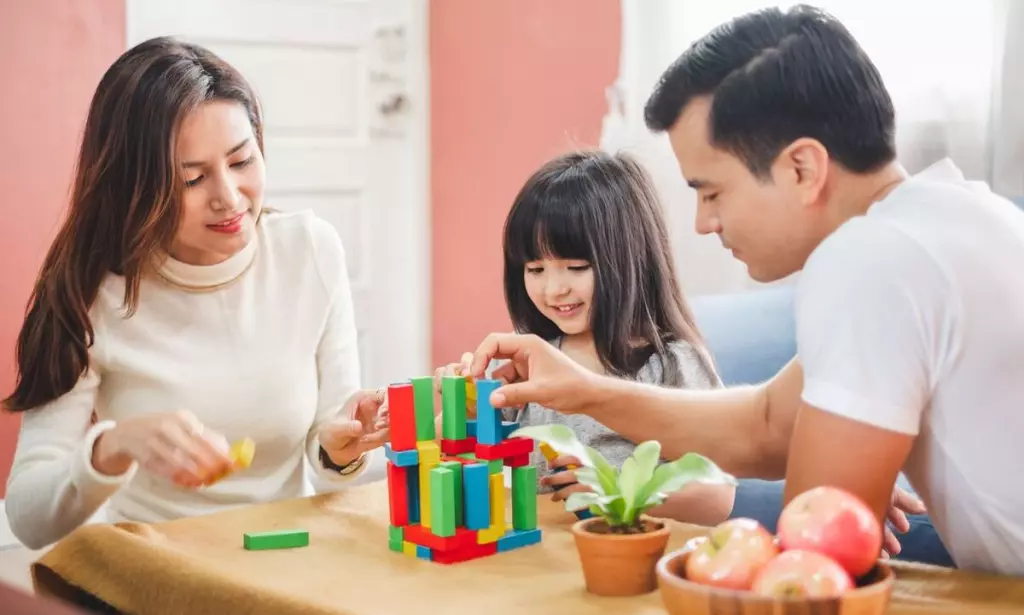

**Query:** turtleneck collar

left=155, top=235, right=258, bottom=291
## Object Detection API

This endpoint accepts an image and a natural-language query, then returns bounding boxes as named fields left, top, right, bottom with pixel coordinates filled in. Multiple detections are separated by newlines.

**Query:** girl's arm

left=646, top=341, right=736, bottom=526
left=305, top=218, right=372, bottom=483
left=5, top=366, right=138, bottom=549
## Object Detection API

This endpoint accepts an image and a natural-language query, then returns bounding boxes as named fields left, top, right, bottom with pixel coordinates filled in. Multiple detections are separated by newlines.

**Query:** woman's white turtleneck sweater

left=6, top=211, right=370, bottom=549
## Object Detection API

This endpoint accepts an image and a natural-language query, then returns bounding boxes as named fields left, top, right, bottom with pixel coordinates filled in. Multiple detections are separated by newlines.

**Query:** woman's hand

left=92, top=410, right=233, bottom=488
left=318, top=388, right=390, bottom=469
left=539, top=454, right=592, bottom=503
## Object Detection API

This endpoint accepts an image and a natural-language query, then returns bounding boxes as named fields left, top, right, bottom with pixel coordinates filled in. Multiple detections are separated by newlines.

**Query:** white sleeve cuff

left=802, top=378, right=922, bottom=436
left=71, top=420, right=139, bottom=490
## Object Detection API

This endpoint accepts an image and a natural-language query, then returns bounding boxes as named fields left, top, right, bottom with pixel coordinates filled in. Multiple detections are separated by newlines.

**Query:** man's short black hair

left=644, top=5, right=896, bottom=177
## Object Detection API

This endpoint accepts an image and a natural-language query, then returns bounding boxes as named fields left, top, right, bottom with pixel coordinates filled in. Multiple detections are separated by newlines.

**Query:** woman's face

left=171, top=100, right=266, bottom=265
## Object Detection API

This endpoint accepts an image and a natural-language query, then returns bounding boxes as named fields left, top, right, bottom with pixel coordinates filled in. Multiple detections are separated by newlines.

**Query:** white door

left=127, top=0, right=430, bottom=397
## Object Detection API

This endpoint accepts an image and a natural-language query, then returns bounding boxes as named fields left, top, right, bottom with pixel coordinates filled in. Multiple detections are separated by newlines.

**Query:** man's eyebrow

left=182, top=138, right=251, bottom=169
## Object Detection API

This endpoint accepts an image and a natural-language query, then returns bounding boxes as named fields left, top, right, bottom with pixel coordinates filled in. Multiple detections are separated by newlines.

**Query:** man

left=469, top=5, right=1024, bottom=576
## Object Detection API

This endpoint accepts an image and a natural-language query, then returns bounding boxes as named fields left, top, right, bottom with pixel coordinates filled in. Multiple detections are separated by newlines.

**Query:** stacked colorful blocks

left=385, top=376, right=542, bottom=564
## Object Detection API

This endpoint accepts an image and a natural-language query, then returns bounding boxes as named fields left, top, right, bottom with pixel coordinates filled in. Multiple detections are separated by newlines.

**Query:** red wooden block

left=506, top=453, right=530, bottom=467
left=388, top=383, right=417, bottom=451
left=475, top=437, right=534, bottom=460
left=440, top=437, right=476, bottom=455
left=403, top=524, right=477, bottom=552
left=386, top=462, right=409, bottom=526
left=432, top=540, right=498, bottom=565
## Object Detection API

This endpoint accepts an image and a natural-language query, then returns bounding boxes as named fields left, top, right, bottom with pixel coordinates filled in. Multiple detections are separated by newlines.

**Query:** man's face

left=667, top=97, right=819, bottom=282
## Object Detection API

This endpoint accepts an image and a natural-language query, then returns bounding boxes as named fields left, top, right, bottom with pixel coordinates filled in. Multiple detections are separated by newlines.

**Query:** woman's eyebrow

left=182, top=138, right=251, bottom=168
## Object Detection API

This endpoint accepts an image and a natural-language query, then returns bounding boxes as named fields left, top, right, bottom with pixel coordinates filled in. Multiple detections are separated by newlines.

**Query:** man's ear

left=775, top=138, right=830, bottom=207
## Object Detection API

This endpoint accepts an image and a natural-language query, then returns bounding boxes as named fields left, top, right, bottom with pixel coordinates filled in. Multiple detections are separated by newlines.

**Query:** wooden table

left=0, top=581, right=91, bottom=615
left=27, top=481, right=1024, bottom=615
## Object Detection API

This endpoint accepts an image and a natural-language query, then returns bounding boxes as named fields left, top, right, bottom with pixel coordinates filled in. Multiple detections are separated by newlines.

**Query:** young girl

left=437, top=149, right=735, bottom=525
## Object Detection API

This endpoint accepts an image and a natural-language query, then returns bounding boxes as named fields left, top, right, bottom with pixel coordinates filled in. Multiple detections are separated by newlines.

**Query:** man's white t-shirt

left=797, top=158, right=1024, bottom=576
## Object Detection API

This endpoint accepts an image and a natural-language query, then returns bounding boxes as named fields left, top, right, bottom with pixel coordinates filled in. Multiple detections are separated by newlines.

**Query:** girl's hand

left=319, top=388, right=390, bottom=469
left=540, top=454, right=592, bottom=502
left=92, top=410, right=233, bottom=488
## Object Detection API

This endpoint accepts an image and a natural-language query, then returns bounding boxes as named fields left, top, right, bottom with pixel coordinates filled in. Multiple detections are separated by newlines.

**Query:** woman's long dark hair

left=502, top=150, right=715, bottom=386
left=4, top=37, right=264, bottom=412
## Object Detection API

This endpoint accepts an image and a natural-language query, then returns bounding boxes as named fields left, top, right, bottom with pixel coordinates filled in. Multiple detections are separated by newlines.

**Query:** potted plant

left=511, top=424, right=736, bottom=597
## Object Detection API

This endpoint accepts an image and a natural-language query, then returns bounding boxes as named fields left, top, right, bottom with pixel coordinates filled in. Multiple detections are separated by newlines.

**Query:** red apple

left=751, top=550, right=854, bottom=598
left=778, top=486, right=882, bottom=577
left=685, top=518, right=778, bottom=590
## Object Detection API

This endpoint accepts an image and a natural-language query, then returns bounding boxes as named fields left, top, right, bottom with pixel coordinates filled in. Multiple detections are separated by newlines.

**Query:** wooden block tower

left=385, top=375, right=542, bottom=564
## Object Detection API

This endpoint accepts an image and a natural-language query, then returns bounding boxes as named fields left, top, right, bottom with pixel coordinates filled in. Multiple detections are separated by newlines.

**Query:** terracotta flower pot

left=571, top=515, right=672, bottom=597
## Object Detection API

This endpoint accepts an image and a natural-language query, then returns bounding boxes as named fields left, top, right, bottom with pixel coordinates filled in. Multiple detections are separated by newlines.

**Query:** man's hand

left=883, top=485, right=927, bottom=557
left=469, top=333, right=596, bottom=413
left=318, top=388, right=390, bottom=468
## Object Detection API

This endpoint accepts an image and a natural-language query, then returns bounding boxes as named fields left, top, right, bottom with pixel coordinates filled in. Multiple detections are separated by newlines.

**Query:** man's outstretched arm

left=470, top=332, right=804, bottom=479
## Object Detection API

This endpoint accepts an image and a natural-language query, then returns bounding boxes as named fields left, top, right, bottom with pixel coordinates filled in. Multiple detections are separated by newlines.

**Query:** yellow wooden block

left=417, top=441, right=440, bottom=529
left=402, top=541, right=417, bottom=558
left=230, top=438, right=256, bottom=468
left=465, top=378, right=477, bottom=408
left=538, top=442, right=558, bottom=462
left=477, top=473, right=506, bottom=544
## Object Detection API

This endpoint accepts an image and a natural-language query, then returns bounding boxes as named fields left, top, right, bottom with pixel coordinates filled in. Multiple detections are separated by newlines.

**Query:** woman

left=3, top=37, right=388, bottom=550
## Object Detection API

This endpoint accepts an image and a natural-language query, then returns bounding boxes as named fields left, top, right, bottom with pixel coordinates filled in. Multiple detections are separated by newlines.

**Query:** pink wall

left=0, top=1, right=126, bottom=496
left=430, top=0, right=622, bottom=368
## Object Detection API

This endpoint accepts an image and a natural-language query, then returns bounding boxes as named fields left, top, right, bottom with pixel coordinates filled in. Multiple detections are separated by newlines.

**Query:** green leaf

left=636, top=452, right=736, bottom=508
left=584, top=446, right=620, bottom=496
left=619, top=441, right=662, bottom=523
left=572, top=467, right=605, bottom=495
left=564, top=491, right=602, bottom=512
left=509, top=424, right=593, bottom=467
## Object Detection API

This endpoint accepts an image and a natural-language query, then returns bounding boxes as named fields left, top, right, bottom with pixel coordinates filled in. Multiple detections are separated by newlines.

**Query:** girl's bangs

left=504, top=193, right=593, bottom=265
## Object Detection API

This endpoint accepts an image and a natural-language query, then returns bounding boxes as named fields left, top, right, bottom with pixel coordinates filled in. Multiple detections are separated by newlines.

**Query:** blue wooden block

left=385, top=443, right=420, bottom=467
left=466, top=419, right=477, bottom=438
left=416, top=545, right=432, bottom=560
left=497, top=528, right=542, bottom=552
left=475, top=379, right=502, bottom=445
left=463, top=463, right=491, bottom=530
left=407, top=462, right=420, bottom=524
left=501, top=421, right=520, bottom=439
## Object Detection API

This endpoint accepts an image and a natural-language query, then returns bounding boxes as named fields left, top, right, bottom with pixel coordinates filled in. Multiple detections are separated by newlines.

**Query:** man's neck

left=825, top=161, right=908, bottom=230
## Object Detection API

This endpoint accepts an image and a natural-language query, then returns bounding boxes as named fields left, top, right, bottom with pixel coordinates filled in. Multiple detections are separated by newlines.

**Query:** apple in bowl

left=777, top=486, right=883, bottom=577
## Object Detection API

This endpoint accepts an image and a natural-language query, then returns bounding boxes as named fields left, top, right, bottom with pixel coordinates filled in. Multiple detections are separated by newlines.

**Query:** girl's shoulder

left=639, top=339, right=722, bottom=389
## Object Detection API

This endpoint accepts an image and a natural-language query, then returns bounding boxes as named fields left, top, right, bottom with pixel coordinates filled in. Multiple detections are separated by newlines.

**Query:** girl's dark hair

left=4, top=37, right=264, bottom=412
left=502, top=150, right=715, bottom=386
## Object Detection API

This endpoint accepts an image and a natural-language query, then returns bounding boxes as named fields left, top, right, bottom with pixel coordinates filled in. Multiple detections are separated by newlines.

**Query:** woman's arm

left=305, top=218, right=372, bottom=483
left=5, top=366, right=137, bottom=549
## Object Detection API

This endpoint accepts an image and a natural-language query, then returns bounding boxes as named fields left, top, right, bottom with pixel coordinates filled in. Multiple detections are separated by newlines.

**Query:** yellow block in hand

left=230, top=437, right=256, bottom=469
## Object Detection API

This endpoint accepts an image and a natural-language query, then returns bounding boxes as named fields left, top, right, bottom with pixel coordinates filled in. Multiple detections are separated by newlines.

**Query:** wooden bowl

left=656, top=548, right=894, bottom=615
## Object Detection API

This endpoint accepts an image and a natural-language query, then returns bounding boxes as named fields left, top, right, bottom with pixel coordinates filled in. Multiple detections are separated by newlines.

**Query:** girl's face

left=172, top=100, right=266, bottom=266
left=523, top=258, right=595, bottom=336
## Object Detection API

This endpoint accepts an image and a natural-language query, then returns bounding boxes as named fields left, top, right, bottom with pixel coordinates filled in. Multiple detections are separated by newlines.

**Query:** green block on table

left=487, top=459, right=503, bottom=474
left=441, top=376, right=467, bottom=440
left=512, top=466, right=538, bottom=531
left=244, top=529, right=309, bottom=550
left=430, top=467, right=456, bottom=538
left=457, top=453, right=476, bottom=461
left=389, top=525, right=404, bottom=544
left=389, top=539, right=404, bottom=553
left=439, top=461, right=464, bottom=526
left=411, top=376, right=436, bottom=441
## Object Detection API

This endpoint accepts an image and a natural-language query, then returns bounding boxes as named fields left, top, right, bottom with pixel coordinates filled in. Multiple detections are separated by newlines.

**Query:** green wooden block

left=389, top=539, right=404, bottom=553
left=487, top=459, right=503, bottom=474
left=430, top=467, right=456, bottom=538
left=389, top=525, right=404, bottom=544
left=411, top=376, right=436, bottom=441
left=244, top=529, right=309, bottom=551
left=512, top=466, right=538, bottom=531
left=441, top=376, right=467, bottom=440
left=457, top=453, right=476, bottom=461
left=439, top=460, right=464, bottom=526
